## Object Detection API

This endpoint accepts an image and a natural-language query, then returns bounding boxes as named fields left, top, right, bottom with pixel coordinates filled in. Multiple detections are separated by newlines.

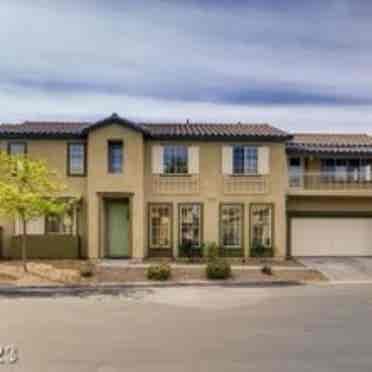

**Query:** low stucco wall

left=6, top=235, right=80, bottom=259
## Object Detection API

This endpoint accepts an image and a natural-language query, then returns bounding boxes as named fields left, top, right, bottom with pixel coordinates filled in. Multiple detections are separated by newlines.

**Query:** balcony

left=152, top=175, right=200, bottom=195
left=223, top=175, right=267, bottom=194
left=288, top=171, right=372, bottom=196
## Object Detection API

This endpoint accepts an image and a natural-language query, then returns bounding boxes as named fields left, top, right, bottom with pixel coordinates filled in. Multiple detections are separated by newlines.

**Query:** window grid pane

left=9, top=143, right=26, bottom=156
left=179, top=204, right=201, bottom=247
left=221, top=205, right=242, bottom=249
left=251, top=205, right=272, bottom=251
left=69, top=144, right=85, bottom=175
left=164, top=145, right=188, bottom=174
left=45, top=210, right=73, bottom=234
left=109, top=142, right=123, bottom=173
left=233, top=146, right=257, bottom=174
left=150, top=205, right=171, bottom=249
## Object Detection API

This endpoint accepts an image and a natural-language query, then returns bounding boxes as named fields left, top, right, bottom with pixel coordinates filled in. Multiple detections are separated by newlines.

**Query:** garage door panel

left=291, top=218, right=372, bottom=256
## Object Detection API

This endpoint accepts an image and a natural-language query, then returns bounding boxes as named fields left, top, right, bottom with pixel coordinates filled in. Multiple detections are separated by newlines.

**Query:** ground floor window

left=250, top=204, right=273, bottom=257
left=178, top=204, right=202, bottom=248
left=45, top=210, right=74, bottom=234
left=149, top=204, right=172, bottom=249
left=220, top=204, right=243, bottom=250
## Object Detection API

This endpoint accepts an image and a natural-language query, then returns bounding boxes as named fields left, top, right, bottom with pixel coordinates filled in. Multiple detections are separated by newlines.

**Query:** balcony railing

left=223, top=175, right=267, bottom=194
left=289, top=171, right=372, bottom=192
left=152, top=175, right=200, bottom=194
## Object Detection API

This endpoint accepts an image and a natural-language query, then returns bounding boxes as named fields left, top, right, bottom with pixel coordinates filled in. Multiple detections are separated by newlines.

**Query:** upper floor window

left=164, top=145, right=188, bottom=174
left=108, top=141, right=123, bottom=174
left=68, top=143, right=85, bottom=176
left=8, top=142, right=26, bottom=156
left=233, top=145, right=257, bottom=175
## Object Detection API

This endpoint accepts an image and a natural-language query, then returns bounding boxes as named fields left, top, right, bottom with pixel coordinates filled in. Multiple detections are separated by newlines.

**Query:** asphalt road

left=1, top=284, right=372, bottom=372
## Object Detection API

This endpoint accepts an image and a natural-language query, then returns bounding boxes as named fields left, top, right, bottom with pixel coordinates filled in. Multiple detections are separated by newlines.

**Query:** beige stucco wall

left=144, top=141, right=289, bottom=258
left=0, top=139, right=87, bottom=257
left=86, top=124, right=145, bottom=259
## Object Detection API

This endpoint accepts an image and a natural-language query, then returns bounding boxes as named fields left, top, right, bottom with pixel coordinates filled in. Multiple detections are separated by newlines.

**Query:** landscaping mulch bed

left=148, top=258, right=304, bottom=267
left=0, top=259, right=326, bottom=285
left=0, top=273, right=17, bottom=283
left=89, top=266, right=326, bottom=284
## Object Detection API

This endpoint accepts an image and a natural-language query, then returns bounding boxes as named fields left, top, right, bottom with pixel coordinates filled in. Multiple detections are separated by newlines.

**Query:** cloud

left=0, top=0, right=371, bottom=131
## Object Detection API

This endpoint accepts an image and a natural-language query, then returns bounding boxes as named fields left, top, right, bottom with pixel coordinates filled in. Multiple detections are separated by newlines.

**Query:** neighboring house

left=0, top=113, right=371, bottom=259
left=287, top=133, right=372, bottom=256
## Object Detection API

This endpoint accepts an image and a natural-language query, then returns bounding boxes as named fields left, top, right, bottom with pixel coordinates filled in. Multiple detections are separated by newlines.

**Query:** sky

left=0, top=0, right=372, bottom=132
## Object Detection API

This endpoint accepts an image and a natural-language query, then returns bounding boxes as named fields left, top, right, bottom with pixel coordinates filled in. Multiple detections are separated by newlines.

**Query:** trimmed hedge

left=206, top=259, right=231, bottom=280
left=146, top=263, right=171, bottom=281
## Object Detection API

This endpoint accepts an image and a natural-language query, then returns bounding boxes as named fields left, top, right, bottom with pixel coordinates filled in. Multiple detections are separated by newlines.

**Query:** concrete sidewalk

left=98, top=260, right=309, bottom=271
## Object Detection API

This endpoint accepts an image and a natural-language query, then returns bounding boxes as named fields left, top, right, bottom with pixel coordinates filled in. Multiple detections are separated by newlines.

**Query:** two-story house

left=0, top=114, right=372, bottom=259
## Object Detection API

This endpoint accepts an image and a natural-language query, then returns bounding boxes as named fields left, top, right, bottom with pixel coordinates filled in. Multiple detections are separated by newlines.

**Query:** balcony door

left=289, top=157, right=303, bottom=187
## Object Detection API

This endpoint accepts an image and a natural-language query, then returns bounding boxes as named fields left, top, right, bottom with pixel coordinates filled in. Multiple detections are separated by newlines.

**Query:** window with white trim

left=163, top=145, right=188, bottom=174
left=233, top=145, right=257, bottom=175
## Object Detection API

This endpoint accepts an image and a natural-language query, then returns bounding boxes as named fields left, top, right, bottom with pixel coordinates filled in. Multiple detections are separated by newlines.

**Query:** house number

left=0, top=345, right=18, bottom=364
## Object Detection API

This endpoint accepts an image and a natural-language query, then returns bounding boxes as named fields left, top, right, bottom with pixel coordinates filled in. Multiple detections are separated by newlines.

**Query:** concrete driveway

left=298, top=257, right=372, bottom=282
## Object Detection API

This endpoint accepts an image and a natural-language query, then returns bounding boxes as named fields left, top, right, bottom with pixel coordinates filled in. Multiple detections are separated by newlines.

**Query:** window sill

left=229, top=173, right=260, bottom=177
left=159, top=174, right=192, bottom=177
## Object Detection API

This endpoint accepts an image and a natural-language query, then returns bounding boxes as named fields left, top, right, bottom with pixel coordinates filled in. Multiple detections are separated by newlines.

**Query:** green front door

left=107, top=200, right=130, bottom=257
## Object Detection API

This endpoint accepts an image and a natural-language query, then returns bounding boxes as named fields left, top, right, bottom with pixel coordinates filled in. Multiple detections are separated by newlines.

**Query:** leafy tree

left=0, top=152, right=74, bottom=271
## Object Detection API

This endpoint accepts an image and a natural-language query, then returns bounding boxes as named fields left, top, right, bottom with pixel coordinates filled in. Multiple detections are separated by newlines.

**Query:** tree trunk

left=22, top=219, right=27, bottom=273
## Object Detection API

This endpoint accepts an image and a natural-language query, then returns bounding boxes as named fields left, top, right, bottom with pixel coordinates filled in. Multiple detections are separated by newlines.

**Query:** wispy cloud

left=0, top=0, right=371, bottom=131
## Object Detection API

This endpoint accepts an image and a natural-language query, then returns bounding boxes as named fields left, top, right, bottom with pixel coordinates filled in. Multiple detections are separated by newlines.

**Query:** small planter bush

left=147, top=263, right=171, bottom=281
left=80, top=262, right=94, bottom=278
left=206, top=259, right=231, bottom=280
left=261, top=265, right=273, bottom=276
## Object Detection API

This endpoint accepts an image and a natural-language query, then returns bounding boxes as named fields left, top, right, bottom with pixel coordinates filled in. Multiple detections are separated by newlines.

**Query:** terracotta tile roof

left=0, top=121, right=88, bottom=136
left=140, top=122, right=290, bottom=139
left=0, top=116, right=290, bottom=141
left=287, top=133, right=372, bottom=154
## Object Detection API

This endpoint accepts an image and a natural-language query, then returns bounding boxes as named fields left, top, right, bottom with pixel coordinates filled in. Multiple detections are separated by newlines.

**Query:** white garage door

left=291, top=218, right=372, bottom=256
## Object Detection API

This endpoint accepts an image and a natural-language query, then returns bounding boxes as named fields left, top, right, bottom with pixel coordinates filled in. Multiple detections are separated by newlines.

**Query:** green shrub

left=262, top=265, right=273, bottom=276
left=206, top=259, right=231, bottom=280
left=80, top=262, right=94, bottom=278
left=146, top=263, right=171, bottom=281
left=205, top=242, right=219, bottom=262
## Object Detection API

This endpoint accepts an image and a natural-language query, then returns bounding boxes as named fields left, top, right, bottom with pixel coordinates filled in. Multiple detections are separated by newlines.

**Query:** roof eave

left=286, top=147, right=372, bottom=156
left=0, top=133, right=86, bottom=140
left=82, top=113, right=148, bottom=135
left=148, top=134, right=293, bottom=142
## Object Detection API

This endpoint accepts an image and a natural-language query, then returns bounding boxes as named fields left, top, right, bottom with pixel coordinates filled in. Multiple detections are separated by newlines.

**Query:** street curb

left=314, top=280, right=372, bottom=286
left=0, top=280, right=304, bottom=297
